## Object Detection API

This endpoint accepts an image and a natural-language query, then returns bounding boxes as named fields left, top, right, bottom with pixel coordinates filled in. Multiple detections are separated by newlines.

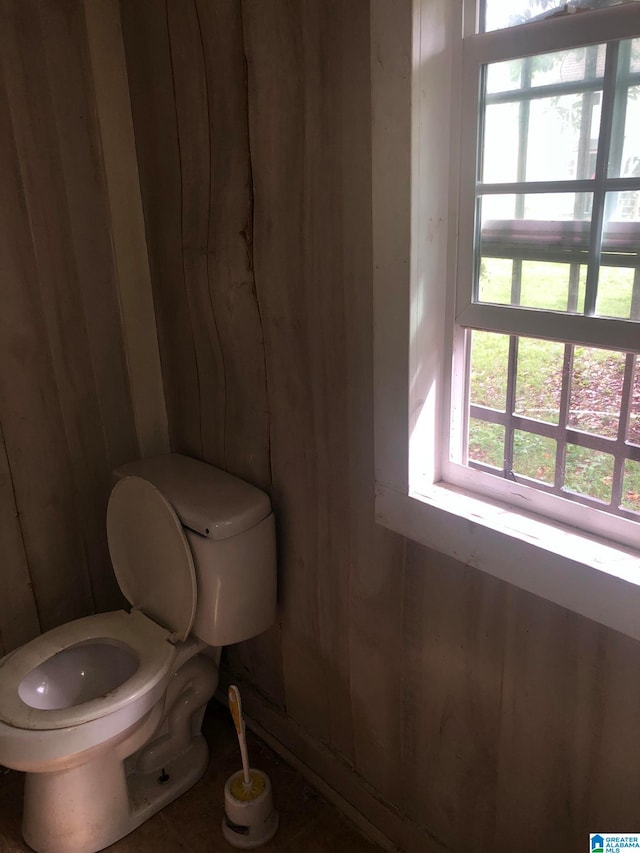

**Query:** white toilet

left=0, top=454, right=277, bottom=853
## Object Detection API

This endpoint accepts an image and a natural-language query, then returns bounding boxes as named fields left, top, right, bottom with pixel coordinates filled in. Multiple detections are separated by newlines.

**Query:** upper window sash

left=456, top=3, right=640, bottom=350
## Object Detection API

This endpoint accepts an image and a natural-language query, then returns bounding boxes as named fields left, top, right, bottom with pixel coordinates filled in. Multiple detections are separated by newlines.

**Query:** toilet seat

left=107, top=476, right=197, bottom=642
left=0, top=476, right=199, bottom=735
left=0, top=610, right=175, bottom=731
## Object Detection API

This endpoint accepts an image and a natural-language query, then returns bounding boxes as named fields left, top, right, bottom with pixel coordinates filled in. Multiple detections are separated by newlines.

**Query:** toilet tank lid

left=112, top=454, right=271, bottom=540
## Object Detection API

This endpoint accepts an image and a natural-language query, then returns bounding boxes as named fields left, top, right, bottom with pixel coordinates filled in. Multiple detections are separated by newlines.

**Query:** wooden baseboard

left=215, top=677, right=449, bottom=853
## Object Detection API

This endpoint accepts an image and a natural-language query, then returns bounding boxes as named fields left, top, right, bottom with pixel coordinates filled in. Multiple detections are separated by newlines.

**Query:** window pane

left=480, top=193, right=589, bottom=222
left=631, top=38, right=640, bottom=74
left=470, top=331, right=509, bottom=410
left=468, top=419, right=504, bottom=469
left=622, top=459, right=640, bottom=513
left=513, top=431, right=556, bottom=484
left=568, top=347, right=625, bottom=438
left=603, top=190, right=640, bottom=235
left=481, top=44, right=605, bottom=184
left=609, top=82, right=640, bottom=179
left=564, top=445, right=614, bottom=503
left=520, top=260, right=587, bottom=312
left=515, top=338, right=564, bottom=424
left=629, top=356, right=640, bottom=445
left=482, top=102, right=521, bottom=184
left=485, top=48, right=605, bottom=94
left=530, top=44, right=605, bottom=89
left=525, top=94, right=601, bottom=183
left=482, top=0, right=546, bottom=31
left=477, top=193, right=594, bottom=311
left=596, top=266, right=637, bottom=319
left=482, top=0, right=639, bottom=33
left=486, top=59, right=527, bottom=95
left=478, top=258, right=513, bottom=305
left=481, top=95, right=601, bottom=185
left=599, top=191, right=640, bottom=319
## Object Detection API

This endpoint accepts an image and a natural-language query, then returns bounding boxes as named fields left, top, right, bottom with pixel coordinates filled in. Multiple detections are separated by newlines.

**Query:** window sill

left=375, top=480, right=640, bottom=640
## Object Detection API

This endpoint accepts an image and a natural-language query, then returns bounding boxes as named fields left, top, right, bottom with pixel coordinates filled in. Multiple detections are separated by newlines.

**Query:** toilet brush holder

left=222, top=768, right=279, bottom=849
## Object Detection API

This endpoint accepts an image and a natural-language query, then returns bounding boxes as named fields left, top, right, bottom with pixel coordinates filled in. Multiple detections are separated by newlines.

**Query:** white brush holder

left=222, top=769, right=278, bottom=849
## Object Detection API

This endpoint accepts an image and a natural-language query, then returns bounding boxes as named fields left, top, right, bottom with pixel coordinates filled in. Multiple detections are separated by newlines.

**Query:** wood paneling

left=120, top=2, right=640, bottom=852
left=120, top=0, right=271, bottom=488
left=242, top=0, right=356, bottom=755
left=83, top=0, right=169, bottom=460
left=121, top=0, right=280, bottom=704
left=0, top=0, right=137, bottom=652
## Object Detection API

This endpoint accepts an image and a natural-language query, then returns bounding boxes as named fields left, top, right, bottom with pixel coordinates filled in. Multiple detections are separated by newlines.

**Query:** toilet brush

left=222, top=685, right=278, bottom=849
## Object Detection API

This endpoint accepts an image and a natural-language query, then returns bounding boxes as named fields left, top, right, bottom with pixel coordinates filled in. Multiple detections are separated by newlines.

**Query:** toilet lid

left=107, top=476, right=197, bottom=641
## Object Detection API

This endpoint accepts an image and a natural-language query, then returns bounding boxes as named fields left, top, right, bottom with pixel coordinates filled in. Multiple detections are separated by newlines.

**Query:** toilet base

left=128, top=732, right=209, bottom=833
left=19, top=649, right=218, bottom=853
left=22, top=733, right=209, bottom=853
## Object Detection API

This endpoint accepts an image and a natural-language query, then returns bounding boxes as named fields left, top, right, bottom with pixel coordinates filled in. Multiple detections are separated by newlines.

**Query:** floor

left=0, top=700, right=383, bottom=853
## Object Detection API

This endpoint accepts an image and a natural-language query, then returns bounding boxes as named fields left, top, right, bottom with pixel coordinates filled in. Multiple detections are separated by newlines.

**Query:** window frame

left=371, top=0, right=640, bottom=641
left=449, top=6, right=640, bottom=548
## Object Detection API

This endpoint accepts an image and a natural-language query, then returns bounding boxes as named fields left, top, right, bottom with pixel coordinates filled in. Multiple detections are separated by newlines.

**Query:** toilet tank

left=112, top=454, right=277, bottom=646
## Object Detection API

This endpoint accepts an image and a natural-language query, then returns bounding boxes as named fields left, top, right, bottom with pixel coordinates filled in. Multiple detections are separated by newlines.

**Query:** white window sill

left=375, top=481, right=640, bottom=641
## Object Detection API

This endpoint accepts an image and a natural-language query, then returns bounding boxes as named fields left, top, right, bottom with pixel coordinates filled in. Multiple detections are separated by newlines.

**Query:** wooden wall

left=119, top=2, right=640, bottom=852
left=0, top=0, right=137, bottom=655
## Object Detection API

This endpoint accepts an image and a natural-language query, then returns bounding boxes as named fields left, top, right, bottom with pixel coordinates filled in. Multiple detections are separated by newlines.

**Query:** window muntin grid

left=467, top=332, right=640, bottom=518
left=474, top=39, right=640, bottom=320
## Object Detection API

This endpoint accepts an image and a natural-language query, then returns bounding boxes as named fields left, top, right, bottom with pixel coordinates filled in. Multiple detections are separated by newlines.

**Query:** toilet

left=0, top=453, right=277, bottom=853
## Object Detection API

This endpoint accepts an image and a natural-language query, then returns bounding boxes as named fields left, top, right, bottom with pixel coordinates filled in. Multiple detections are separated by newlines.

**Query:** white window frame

left=450, top=6, right=640, bottom=551
left=371, top=0, right=640, bottom=641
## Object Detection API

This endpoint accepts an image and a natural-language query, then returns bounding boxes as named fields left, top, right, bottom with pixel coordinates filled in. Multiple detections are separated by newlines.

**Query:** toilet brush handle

left=228, top=685, right=244, bottom=738
left=228, top=685, right=251, bottom=787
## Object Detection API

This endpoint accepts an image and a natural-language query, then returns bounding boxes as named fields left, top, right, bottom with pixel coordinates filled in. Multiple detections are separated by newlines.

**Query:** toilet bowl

left=0, top=454, right=277, bottom=853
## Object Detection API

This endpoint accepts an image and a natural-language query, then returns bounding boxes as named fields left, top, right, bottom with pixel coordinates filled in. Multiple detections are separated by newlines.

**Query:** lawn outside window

left=371, top=0, right=640, bottom=639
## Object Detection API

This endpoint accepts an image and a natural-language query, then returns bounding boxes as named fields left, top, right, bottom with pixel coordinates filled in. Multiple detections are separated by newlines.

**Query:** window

left=371, top=0, right=640, bottom=640
left=446, top=2, right=640, bottom=551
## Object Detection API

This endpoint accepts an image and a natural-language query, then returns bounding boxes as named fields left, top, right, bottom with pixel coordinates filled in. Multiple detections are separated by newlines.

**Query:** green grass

left=479, top=258, right=636, bottom=318
left=564, top=445, right=614, bottom=503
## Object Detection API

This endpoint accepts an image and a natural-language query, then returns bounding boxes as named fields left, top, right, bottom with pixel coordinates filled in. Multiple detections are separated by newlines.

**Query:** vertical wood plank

left=195, top=0, right=280, bottom=701
left=83, top=0, right=169, bottom=460
left=41, top=0, right=136, bottom=612
left=299, top=0, right=355, bottom=762
left=402, top=543, right=506, bottom=852
left=337, top=0, right=408, bottom=800
left=120, top=0, right=203, bottom=459
left=589, top=629, right=640, bottom=832
left=1, top=0, right=123, bottom=614
left=0, top=423, right=40, bottom=655
left=0, top=47, right=93, bottom=628
left=195, top=0, right=271, bottom=491
left=0, top=0, right=143, bottom=637
left=240, top=0, right=325, bottom=739
left=242, top=0, right=359, bottom=754
left=493, top=589, right=604, bottom=852
left=165, top=0, right=226, bottom=469
left=41, top=0, right=138, bottom=475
